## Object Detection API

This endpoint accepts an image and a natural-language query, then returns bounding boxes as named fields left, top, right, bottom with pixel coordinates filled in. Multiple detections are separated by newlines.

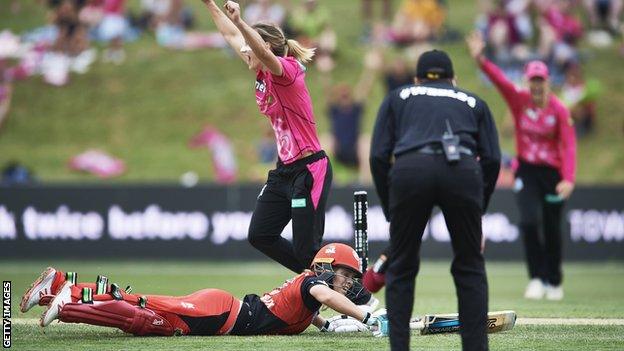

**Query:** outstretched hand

left=223, top=1, right=242, bottom=24
left=556, top=180, right=575, bottom=200
left=466, top=31, right=485, bottom=60
left=364, top=49, right=384, bottom=71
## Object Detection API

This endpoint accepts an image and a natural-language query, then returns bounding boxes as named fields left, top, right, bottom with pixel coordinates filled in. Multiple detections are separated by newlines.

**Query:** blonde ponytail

left=285, top=39, right=316, bottom=64
left=252, top=22, right=316, bottom=64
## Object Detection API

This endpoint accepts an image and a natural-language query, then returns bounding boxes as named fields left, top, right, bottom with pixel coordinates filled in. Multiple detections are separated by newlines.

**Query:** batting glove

left=327, top=315, right=369, bottom=332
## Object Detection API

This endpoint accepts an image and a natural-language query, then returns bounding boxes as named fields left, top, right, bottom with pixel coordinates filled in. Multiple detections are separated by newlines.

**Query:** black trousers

left=247, top=151, right=332, bottom=273
left=385, top=152, right=488, bottom=351
left=515, top=161, right=564, bottom=286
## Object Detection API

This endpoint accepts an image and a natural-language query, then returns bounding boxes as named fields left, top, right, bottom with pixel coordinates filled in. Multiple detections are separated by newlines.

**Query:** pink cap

left=524, top=60, right=549, bottom=80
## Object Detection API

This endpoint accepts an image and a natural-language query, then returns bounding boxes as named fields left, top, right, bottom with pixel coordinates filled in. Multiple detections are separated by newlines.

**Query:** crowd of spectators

left=315, top=0, right=448, bottom=183
left=475, top=0, right=620, bottom=139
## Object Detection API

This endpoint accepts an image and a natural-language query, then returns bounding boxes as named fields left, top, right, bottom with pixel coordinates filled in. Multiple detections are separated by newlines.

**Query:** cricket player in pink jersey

left=467, top=32, right=577, bottom=301
left=201, top=0, right=332, bottom=274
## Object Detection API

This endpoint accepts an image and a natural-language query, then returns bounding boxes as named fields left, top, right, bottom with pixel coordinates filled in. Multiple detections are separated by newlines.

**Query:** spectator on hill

left=155, top=0, right=225, bottom=50
left=257, top=127, right=278, bottom=165
left=252, top=126, right=279, bottom=181
left=244, top=0, right=286, bottom=26
left=41, top=0, right=96, bottom=85
left=48, top=0, right=90, bottom=56
left=172, top=0, right=196, bottom=30
left=0, top=59, right=14, bottom=129
left=561, top=63, right=601, bottom=137
left=287, top=0, right=330, bottom=42
left=478, top=0, right=532, bottom=64
left=287, top=0, right=336, bottom=69
left=583, top=0, right=622, bottom=34
left=322, top=49, right=383, bottom=171
left=138, top=0, right=172, bottom=31
left=0, top=82, right=11, bottom=130
left=99, top=0, right=128, bottom=64
left=389, top=0, right=447, bottom=46
left=10, top=0, right=21, bottom=14
left=536, top=0, right=583, bottom=74
left=79, top=0, right=104, bottom=33
left=361, top=0, right=393, bottom=41
left=383, top=55, right=414, bottom=92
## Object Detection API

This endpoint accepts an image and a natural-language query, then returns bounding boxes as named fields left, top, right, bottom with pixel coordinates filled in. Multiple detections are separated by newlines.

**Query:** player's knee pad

left=59, top=300, right=177, bottom=336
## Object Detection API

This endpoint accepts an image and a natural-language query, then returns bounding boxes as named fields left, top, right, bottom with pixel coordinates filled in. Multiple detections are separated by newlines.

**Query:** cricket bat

left=410, top=310, right=517, bottom=335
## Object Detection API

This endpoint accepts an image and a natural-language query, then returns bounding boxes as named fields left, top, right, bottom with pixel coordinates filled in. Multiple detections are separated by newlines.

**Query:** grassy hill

left=1, top=0, right=623, bottom=183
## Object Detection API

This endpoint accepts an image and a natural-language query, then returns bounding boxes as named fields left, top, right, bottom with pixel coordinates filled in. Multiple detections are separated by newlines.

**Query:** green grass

left=2, top=260, right=624, bottom=350
left=0, top=1, right=623, bottom=183
left=9, top=324, right=624, bottom=351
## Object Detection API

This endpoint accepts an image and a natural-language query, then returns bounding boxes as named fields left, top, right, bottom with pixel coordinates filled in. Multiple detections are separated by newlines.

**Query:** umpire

left=370, top=50, right=501, bottom=351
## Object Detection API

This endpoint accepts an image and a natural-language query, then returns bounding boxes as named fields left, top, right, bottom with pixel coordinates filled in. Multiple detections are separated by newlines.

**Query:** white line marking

left=11, top=318, right=624, bottom=326
left=516, top=318, right=624, bottom=325
left=13, top=319, right=41, bottom=325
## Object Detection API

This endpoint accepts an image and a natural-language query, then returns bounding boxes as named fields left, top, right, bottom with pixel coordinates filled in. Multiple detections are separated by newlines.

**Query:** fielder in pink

left=479, top=58, right=576, bottom=182
left=255, top=56, right=321, bottom=164
left=469, top=28, right=577, bottom=294
left=255, top=56, right=328, bottom=211
left=202, top=0, right=332, bottom=274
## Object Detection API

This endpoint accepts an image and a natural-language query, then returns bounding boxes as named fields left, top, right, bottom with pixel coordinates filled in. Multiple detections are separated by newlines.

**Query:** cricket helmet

left=311, top=243, right=362, bottom=277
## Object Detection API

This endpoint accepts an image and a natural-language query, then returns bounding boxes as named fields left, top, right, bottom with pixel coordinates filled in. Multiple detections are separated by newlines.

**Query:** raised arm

left=318, top=64, right=334, bottom=104
left=466, top=31, right=522, bottom=111
left=353, top=48, right=383, bottom=103
left=222, top=1, right=283, bottom=76
left=200, top=0, right=247, bottom=62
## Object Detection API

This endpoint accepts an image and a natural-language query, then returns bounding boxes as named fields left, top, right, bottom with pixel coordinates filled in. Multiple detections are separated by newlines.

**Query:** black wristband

left=361, top=312, right=371, bottom=325
left=320, top=320, right=330, bottom=332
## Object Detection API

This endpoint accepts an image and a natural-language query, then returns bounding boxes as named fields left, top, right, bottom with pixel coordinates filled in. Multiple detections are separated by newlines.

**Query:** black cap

left=416, top=50, right=454, bottom=80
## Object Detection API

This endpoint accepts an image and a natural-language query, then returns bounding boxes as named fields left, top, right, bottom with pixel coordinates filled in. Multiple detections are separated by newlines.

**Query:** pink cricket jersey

left=255, top=57, right=322, bottom=164
left=480, top=58, right=577, bottom=182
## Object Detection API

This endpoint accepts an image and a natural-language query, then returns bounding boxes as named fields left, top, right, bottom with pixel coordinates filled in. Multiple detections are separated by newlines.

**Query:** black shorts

left=248, top=151, right=333, bottom=272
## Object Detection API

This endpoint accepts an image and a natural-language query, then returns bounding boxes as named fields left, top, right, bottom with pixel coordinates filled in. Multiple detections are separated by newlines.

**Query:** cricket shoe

left=545, top=284, right=564, bottom=301
left=524, top=278, right=545, bottom=300
left=39, top=295, right=54, bottom=306
left=20, top=267, right=57, bottom=313
left=40, top=281, right=73, bottom=327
